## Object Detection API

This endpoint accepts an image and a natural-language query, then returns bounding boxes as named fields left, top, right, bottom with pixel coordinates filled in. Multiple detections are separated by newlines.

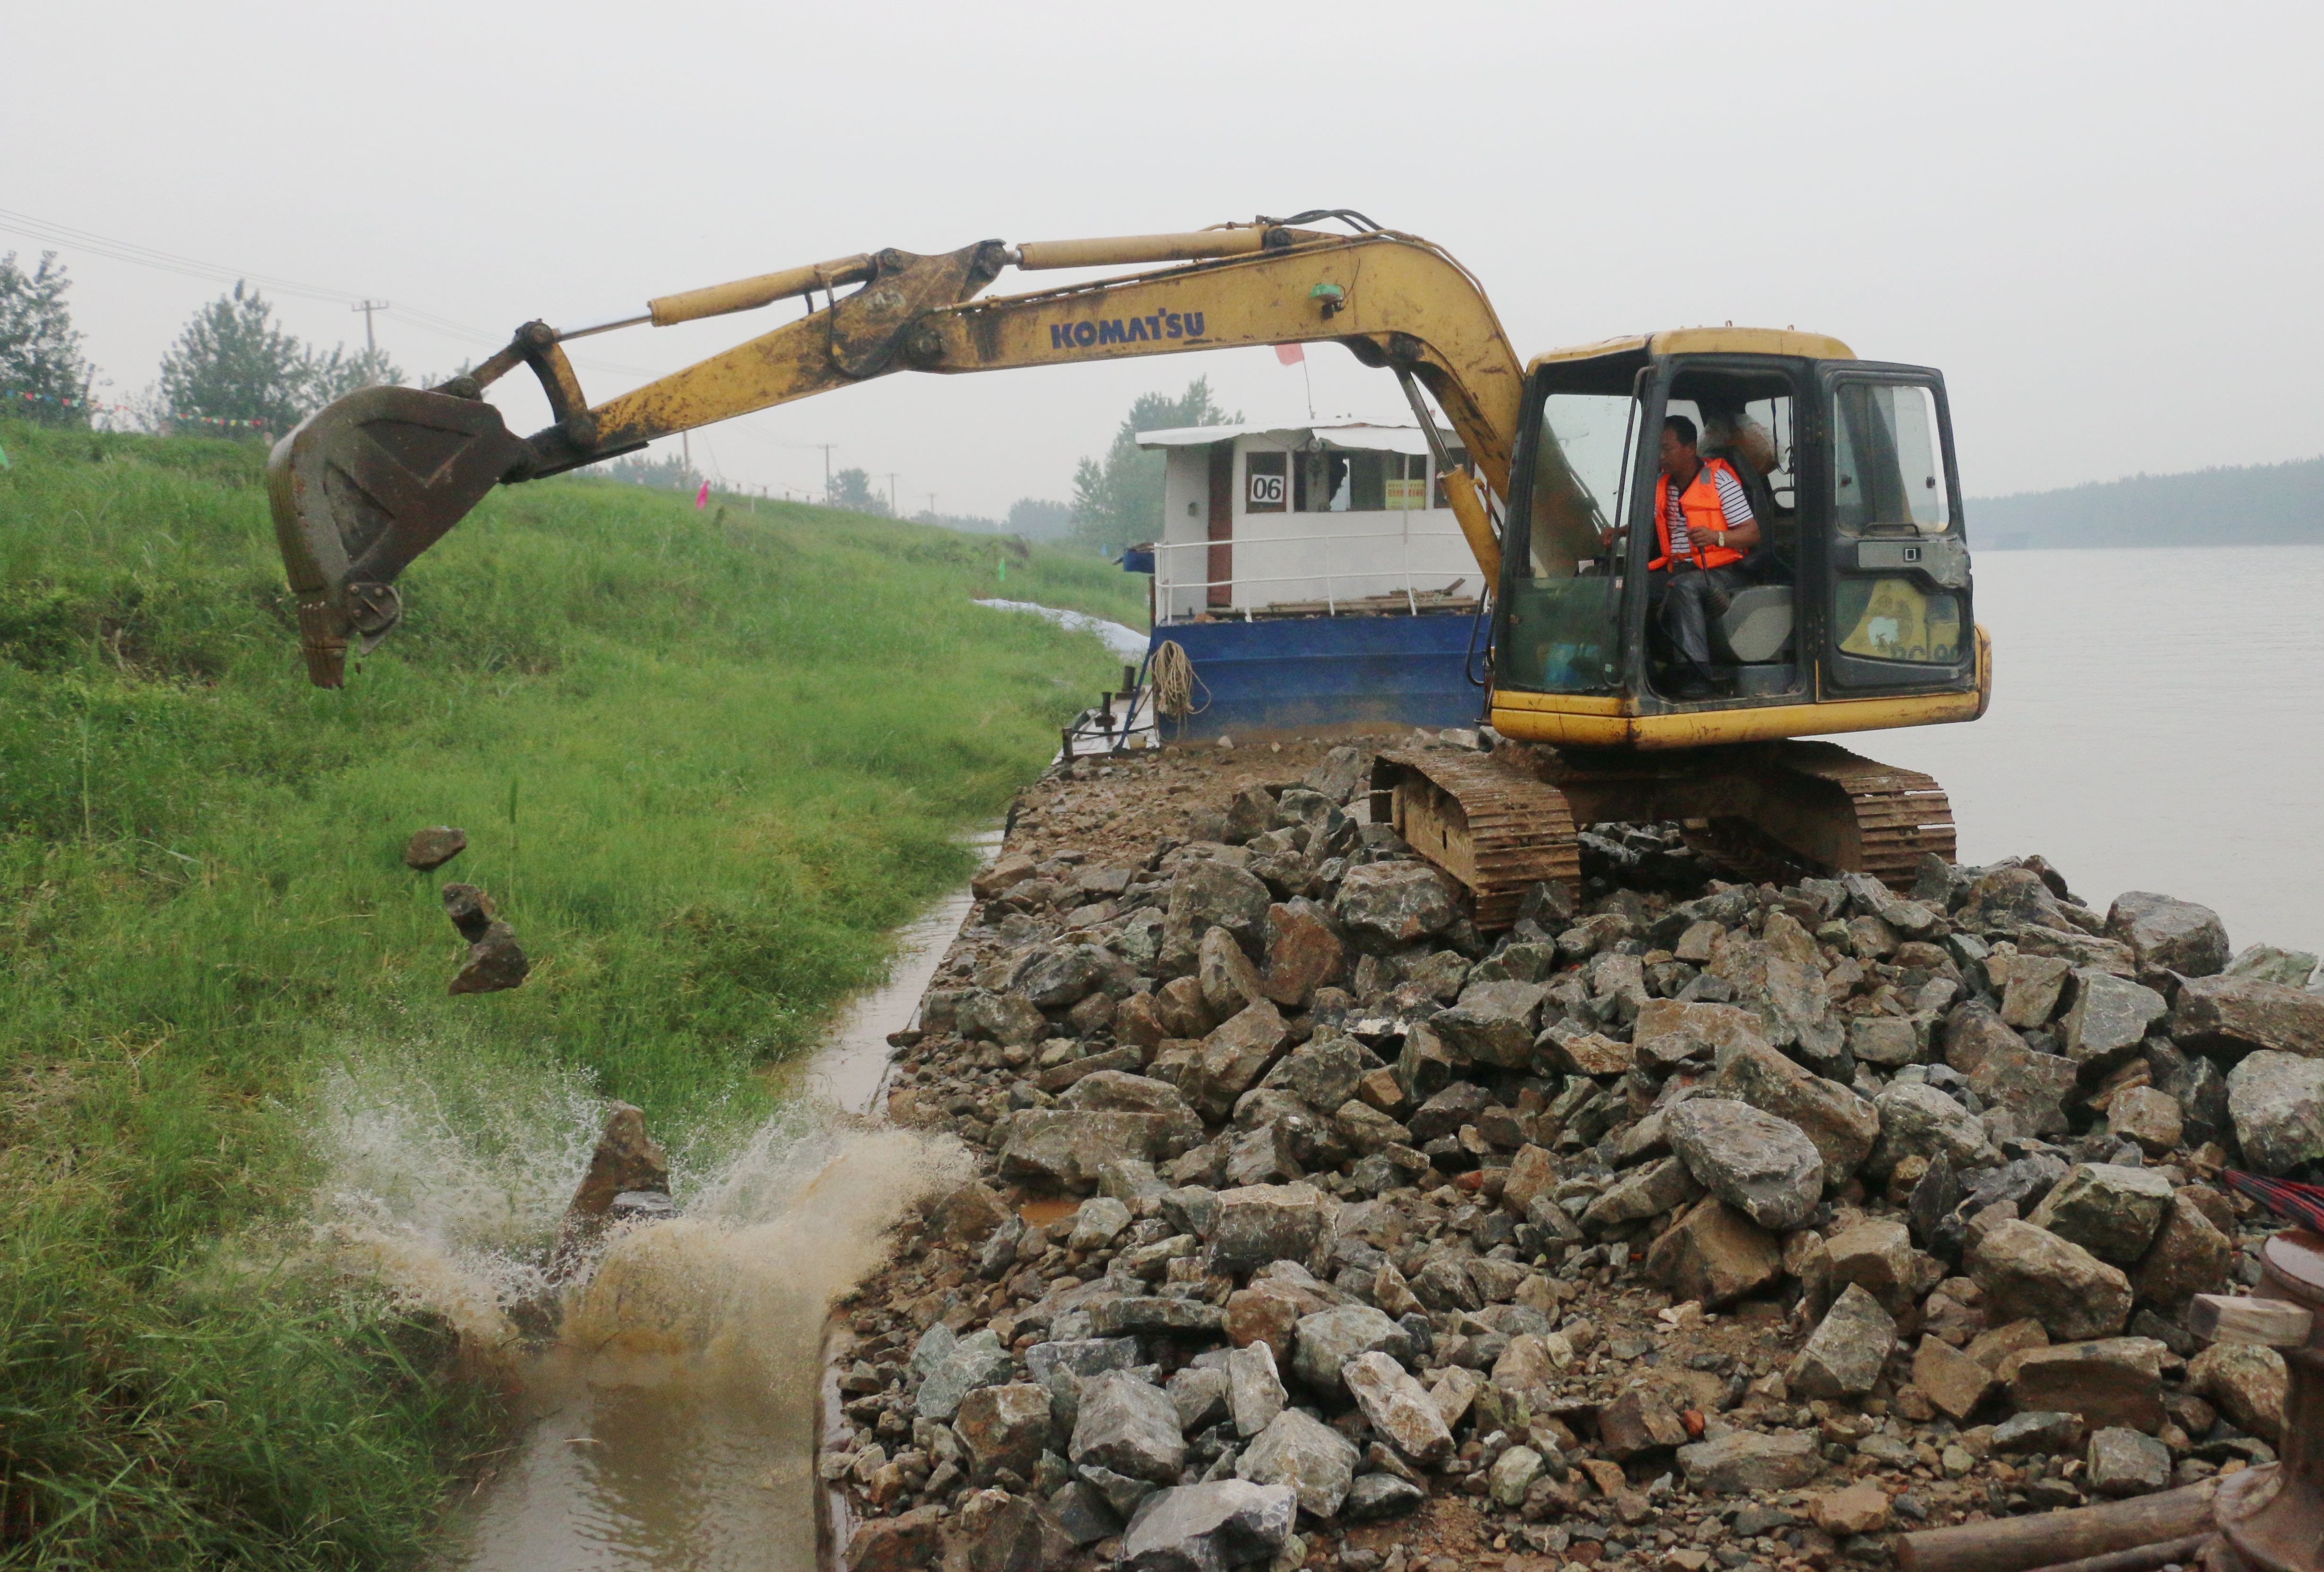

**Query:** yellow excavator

left=267, top=211, right=1989, bottom=923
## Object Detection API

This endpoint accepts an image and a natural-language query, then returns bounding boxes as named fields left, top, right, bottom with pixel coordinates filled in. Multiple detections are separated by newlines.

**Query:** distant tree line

left=1, top=249, right=416, bottom=437
left=1070, top=377, right=1237, bottom=554
left=1971, top=458, right=2324, bottom=548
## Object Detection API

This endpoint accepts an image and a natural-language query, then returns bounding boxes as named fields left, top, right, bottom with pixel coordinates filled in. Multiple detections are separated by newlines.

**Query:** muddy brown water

left=443, top=833, right=998, bottom=1572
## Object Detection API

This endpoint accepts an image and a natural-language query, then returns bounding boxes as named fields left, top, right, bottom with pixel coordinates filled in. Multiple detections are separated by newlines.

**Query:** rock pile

left=829, top=736, right=2312, bottom=1572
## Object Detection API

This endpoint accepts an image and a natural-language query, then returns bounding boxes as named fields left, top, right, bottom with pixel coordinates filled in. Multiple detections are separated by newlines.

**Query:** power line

left=0, top=204, right=668, bottom=380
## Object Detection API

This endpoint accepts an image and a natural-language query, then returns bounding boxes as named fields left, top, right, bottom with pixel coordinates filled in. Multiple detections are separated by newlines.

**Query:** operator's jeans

left=1648, top=565, right=1750, bottom=676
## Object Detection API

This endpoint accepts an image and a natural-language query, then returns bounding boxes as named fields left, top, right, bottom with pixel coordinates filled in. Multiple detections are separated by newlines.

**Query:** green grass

left=0, top=418, right=1141, bottom=1567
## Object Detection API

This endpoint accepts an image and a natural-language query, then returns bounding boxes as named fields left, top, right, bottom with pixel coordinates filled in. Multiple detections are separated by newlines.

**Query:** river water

left=1820, top=545, right=2324, bottom=958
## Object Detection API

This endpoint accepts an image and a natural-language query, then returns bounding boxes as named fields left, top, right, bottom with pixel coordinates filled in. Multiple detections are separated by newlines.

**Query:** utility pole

left=927, top=493, right=938, bottom=520
left=883, top=472, right=900, bottom=516
left=351, top=299, right=387, bottom=353
left=682, top=430, right=692, bottom=479
left=818, top=443, right=838, bottom=500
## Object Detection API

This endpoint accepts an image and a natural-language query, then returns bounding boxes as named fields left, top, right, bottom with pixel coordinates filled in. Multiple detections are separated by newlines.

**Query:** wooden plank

left=2188, top=1293, right=2314, bottom=1347
left=1899, top=1481, right=2220, bottom=1572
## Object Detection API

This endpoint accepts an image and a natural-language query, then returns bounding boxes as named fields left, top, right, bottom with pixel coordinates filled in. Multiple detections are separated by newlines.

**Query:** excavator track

left=1769, top=742, right=1957, bottom=889
left=1373, top=740, right=1955, bottom=929
left=1369, top=750, right=1579, bottom=930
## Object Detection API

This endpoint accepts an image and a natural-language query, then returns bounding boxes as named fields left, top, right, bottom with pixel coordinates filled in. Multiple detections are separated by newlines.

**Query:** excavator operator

left=1645, top=413, right=1760, bottom=700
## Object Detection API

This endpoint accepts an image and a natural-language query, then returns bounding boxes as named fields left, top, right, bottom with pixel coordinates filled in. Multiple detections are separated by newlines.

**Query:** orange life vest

left=1649, top=456, right=1748, bottom=572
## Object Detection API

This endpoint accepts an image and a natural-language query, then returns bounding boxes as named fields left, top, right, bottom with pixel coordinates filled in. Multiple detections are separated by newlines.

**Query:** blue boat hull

left=1147, top=612, right=1485, bottom=740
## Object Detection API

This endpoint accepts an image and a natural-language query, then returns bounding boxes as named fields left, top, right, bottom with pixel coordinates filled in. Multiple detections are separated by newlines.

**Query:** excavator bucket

left=266, top=386, right=530, bottom=687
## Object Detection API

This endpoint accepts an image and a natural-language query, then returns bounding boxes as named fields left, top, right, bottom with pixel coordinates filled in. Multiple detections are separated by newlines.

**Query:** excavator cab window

left=1820, top=367, right=1973, bottom=686
left=1495, top=372, right=1640, bottom=695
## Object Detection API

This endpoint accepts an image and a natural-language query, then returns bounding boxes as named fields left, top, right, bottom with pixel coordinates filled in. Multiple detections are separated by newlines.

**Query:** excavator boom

left=267, top=217, right=1523, bottom=688
left=265, top=209, right=1987, bottom=910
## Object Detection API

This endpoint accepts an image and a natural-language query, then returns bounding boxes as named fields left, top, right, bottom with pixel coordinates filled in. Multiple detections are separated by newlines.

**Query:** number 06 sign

left=1247, top=472, right=1286, bottom=506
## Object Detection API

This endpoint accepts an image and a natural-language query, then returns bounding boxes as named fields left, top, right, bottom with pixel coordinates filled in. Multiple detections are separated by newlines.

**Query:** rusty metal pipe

left=1010, top=229, right=1271, bottom=271
left=647, top=255, right=875, bottom=327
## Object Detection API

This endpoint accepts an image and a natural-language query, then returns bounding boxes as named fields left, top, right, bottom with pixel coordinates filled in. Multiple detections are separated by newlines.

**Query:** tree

left=601, top=451, right=700, bottom=492
left=309, top=342, right=405, bottom=402
left=1006, top=497, right=1074, bottom=542
left=1070, top=377, right=1238, bottom=553
left=158, top=282, right=317, bottom=436
left=0, top=251, right=96, bottom=425
left=825, top=467, right=890, bottom=514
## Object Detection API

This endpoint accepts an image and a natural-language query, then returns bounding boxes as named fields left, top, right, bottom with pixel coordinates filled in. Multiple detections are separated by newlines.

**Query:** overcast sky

left=8, top=1, right=2316, bottom=518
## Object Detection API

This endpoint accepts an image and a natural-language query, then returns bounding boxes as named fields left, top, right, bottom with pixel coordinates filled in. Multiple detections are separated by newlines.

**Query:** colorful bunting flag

left=694, top=480, right=710, bottom=510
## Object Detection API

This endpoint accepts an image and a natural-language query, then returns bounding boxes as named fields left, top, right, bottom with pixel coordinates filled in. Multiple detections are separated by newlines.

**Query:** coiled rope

left=1149, top=639, right=1207, bottom=717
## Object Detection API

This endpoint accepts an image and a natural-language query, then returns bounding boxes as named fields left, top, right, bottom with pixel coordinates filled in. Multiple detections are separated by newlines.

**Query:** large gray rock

left=1121, top=1480, right=1298, bottom=1572
left=2062, top=970, right=2169, bottom=1068
left=955, top=1383, right=1054, bottom=1482
left=1186, top=1003, right=1293, bottom=1122
left=1302, top=747, right=1367, bottom=806
left=1169, top=861, right=1274, bottom=956
left=1711, top=919, right=1844, bottom=1064
left=2226, top=944, right=2319, bottom=989
left=1070, top=1371, right=1187, bottom=1485
left=1869, top=1081, right=1997, bottom=1178
left=1668, top=1098, right=1825, bottom=1232
left=1787, top=1283, right=1898, bottom=1399
left=2227, top=1051, right=2324, bottom=1174
left=1341, top=1351, right=1453, bottom=1463
left=1962, top=1032, right=2080, bottom=1137
left=1711, top=1037, right=1881, bottom=1179
left=1017, top=944, right=1113, bottom=1010
left=1955, top=867, right=2070, bottom=934
left=1342, top=1474, right=1425, bottom=1521
left=959, top=989, right=1051, bottom=1047
left=1429, top=980, right=1548, bottom=1070
left=2177, top=976, right=2324, bottom=1060
left=1257, top=1034, right=1373, bottom=1113
left=1235, top=1408, right=1358, bottom=1519
left=1333, top=864, right=1456, bottom=951
left=1207, top=1182, right=1331, bottom=1278
left=1675, top=1431, right=1824, bottom=1495
left=1291, top=1305, right=1412, bottom=1399
left=2025, top=1164, right=2175, bottom=1265
left=1225, top=1341, right=1288, bottom=1437
left=1969, top=1219, right=2133, bottom=1340
left=916, top=1327, right=1016, bottom=1420
left=2086, top=1428, right=2171, bottom=1497
left=1643, top=1199, right=1783, bottom=1308
left=1578, top=1156, right=1704, bottom=1234
left=1199, top=926, right=1265, bottom=1019
left=1169, top=1367, right=1231, bottom=1435
left=1001, top=1111, right=1194, bottom=1192
left=2106, top=893, right=2230, bottom=979
left=2189, top=1340, right=2288, bottom=1445
left=2135, top=1191, right=2234, bottom=1309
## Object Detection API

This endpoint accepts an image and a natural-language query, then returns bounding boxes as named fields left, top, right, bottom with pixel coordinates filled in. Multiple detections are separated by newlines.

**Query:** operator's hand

left=1685, top=523, right=1726, bottom=552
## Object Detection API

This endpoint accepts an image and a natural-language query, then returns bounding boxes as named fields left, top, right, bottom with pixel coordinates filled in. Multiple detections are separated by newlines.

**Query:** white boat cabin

left=1136, top=422, right=1481, bottom=623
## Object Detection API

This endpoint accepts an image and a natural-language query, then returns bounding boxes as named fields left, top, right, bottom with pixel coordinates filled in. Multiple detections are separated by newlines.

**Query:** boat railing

left=1146, top=523, right=1472, bottom=620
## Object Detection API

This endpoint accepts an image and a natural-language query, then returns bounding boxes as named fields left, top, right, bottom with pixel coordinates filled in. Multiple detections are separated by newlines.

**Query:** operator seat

left=1700, top=437, right=1795, bottom=676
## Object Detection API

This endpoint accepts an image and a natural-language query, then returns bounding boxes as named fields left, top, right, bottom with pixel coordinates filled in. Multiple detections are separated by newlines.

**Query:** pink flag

left=1273, top=343, right=1305, bottom=366
left=694, top=481, right=710, bottom=510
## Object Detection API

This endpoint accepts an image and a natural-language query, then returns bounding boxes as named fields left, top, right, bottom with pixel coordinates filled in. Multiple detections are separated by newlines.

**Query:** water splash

left=304, top=1015, right=973, bottom=1566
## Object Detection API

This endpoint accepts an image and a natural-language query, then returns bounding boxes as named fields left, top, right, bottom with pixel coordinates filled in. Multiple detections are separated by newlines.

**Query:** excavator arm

left=267, top=215, right=1526, bottom=686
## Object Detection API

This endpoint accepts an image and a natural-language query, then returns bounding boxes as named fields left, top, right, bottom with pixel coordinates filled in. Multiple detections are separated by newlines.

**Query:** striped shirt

left=1664, top=461, right=1754, bottom=562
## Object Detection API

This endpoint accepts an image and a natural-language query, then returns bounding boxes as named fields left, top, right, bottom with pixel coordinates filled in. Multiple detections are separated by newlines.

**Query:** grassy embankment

left=0, top=418, right=1142, bottom=1569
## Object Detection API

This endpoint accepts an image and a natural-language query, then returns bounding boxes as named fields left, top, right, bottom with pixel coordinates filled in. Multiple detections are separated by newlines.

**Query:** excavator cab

left=1487, top=328, right=1985, bottom=749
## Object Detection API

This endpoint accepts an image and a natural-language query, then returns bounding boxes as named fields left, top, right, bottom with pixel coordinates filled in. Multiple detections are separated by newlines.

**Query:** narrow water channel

left=442, top=832, right=999, bottom=1572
